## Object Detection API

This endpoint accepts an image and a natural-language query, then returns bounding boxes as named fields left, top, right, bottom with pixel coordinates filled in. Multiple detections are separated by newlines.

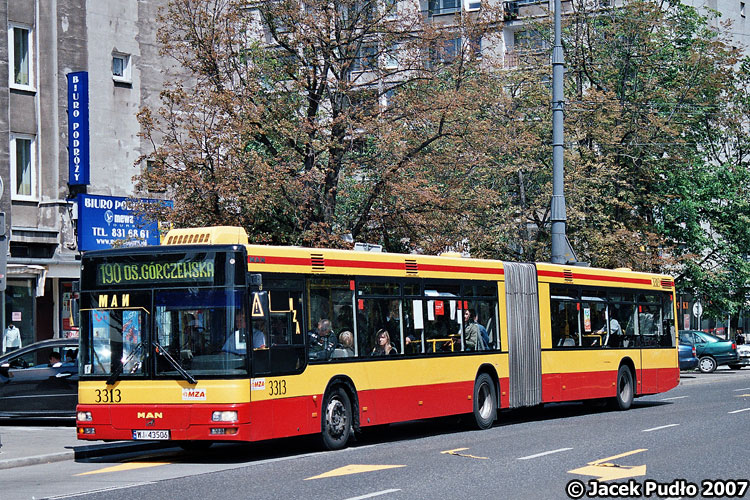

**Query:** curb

left=0, top=441, right=172, bottom=470
left=0, top=451, right=73, bottom=470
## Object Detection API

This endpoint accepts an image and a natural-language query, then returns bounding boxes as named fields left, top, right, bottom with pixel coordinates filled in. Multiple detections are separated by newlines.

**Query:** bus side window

left=660, top=293, right=675, bottom=347
left=551, top=300, right=580, bottom=347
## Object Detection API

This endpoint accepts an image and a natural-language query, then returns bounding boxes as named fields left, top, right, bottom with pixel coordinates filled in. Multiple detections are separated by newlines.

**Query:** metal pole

left=550, top=0, right=568, bottom=264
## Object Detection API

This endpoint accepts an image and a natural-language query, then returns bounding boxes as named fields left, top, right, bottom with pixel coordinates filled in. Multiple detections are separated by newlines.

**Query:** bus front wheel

left=612, top=365, right=634, bottom=411
left=472, top=373, right=496, bottom=430
left=321, top=387, right=352, bottom=450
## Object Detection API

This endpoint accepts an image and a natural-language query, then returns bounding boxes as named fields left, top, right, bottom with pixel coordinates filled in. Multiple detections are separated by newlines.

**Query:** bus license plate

left=132, top=430, right=170, bottom=440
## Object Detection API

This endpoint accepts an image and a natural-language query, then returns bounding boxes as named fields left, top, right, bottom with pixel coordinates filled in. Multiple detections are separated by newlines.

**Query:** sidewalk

left=0, top=422, right=168, bottom=470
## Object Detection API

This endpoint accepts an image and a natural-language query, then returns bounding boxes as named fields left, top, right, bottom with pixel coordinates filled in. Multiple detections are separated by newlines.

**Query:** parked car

left=729, top=343, right=750, bottom=370
left=0, top=338, right=79, bottom=417
left=678, top=342, right=699, bottom=371
left=678, top=330, right=738, bottom=373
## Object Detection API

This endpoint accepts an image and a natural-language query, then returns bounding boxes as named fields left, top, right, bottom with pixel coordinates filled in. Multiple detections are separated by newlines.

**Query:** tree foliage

left=137, top=0, right=505, bottom=252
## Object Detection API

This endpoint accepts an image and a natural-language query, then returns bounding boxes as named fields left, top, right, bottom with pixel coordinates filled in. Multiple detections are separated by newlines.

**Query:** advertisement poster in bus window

left=435, top=300, right=444, bottom=316
left=92, top=311, right=112, bottom=372
left=583, top=307, right=591, bottom=332
left=122, top=311, right=142, bottom=372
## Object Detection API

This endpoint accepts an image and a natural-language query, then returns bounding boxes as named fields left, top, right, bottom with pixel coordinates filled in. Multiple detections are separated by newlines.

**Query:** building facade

left=1, top=0, right=169, bottom=350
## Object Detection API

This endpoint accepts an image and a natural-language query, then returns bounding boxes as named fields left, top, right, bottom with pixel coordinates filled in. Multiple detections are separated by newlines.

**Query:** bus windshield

left=80, top=288, right=249, bottom=378
left=154, top=288, right=248, bottom=376
left=80, top=292, right=151, bottom=378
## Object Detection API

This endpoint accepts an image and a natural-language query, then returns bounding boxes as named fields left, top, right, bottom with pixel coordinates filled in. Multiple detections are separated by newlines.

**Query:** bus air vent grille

left=311, top=254, right=325, bottom=272
left=405, top=259, right=418, bottom=275
left=563, top=269, right=574, bottom=282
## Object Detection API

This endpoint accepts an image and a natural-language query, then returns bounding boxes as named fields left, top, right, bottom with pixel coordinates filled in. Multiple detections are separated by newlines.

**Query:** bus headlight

left=77, top=411, right=92, bottom=421
left=212, top=411, right=238, bottom=422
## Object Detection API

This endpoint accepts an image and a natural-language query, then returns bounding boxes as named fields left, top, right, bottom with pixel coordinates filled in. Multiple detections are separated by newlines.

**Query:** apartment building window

left=429, top=0, right=460, bottom=15
left=9, top=24, right=34, bottom=90
left=383, top=0, right=398, bottom=17
left=514, top=29, right=546, bottom=51
left=112, top=52, right=132, bottom=83
left=10, top=134, right=37, bottom=200
left=429, top=37, right=462, bottom=66
left=466, top=0, right=481, bottom=11
left=384, top=43, right=399, bottom=69
left=742, top=1, right=746, bottom=17
left=352, top=44, right=378, bottom=72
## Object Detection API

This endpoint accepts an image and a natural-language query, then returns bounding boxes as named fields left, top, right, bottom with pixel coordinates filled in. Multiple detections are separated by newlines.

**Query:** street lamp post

left=550, top=0, right=574, bottom=264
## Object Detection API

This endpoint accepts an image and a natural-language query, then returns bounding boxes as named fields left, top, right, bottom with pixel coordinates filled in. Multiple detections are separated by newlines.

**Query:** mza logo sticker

left=182, top=388, right=206, bottom=401
left=251, top=378, right=266, bottom=391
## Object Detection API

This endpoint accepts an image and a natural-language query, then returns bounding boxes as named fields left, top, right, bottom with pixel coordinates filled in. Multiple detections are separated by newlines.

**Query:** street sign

left=693, top=302, right=703, bottom=318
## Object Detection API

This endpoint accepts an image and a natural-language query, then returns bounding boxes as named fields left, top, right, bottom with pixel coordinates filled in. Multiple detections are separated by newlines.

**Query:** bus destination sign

left=96, top=259, right=215, bottom=286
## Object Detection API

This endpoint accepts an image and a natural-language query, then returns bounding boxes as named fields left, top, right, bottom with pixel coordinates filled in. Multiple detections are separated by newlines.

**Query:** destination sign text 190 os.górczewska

left=96, top=260, right=215, bottom=286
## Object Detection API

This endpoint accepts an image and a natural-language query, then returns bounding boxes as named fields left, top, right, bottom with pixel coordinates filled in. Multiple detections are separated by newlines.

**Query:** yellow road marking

left=590, top=448, right=647, bottom=465
left=735, top=394, right=750, bottom=397
left=569, top=449, right=647, bottom=481
left=441, top=448, right=488, bottom=460
left=305, top=464, right=406, bottom=480
left=76, top=461, right=170, bottom=476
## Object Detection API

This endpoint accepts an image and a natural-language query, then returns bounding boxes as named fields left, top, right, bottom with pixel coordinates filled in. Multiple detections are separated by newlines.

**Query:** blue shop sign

left=67, top=72, right=90, bottom=186
left=77, top=194, right=172, bottom=251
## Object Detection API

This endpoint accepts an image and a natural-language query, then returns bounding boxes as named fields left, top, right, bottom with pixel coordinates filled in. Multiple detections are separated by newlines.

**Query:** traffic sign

left=693, top=302, right=703, bottom=318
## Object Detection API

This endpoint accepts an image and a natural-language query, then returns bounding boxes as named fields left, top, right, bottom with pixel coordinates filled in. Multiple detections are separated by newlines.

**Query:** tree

left=137, top=0, right=505, bottom=251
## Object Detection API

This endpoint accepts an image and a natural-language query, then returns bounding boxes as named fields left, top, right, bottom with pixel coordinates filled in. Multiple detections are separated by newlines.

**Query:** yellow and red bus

left=76, top=226, right=679, bottom=449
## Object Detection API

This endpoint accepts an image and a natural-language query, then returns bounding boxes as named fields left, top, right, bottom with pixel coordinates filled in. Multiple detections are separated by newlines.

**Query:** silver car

left=730, top=343, right=750, bottom=370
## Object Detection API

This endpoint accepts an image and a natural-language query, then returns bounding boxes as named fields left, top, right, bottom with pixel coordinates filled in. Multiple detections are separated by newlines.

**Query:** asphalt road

left=2, top=369, right=749, bottom=500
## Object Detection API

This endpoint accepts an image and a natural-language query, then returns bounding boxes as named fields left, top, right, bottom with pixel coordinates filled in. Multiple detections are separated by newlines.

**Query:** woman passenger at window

left=371, top=329, right=397, bottom=356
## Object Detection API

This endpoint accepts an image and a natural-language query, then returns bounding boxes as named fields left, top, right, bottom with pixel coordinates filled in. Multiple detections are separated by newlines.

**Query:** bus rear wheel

left=472, top=373, right=496, bottom=430
left=321, top=387, right=352, bottom=450
left=612, top=365, right=634, bottom=411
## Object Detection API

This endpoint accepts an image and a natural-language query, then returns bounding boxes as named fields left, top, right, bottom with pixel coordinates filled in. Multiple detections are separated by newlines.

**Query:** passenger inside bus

left=252, top=319, right=267, bottom=349
left=332, top=330, right=354, bottom=358
left=371, top=329, right=397, bottom=356
left=308, top=319, right=336, bottom=360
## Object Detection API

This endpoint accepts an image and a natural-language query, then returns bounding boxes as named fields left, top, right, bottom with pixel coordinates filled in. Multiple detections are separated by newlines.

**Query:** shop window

left=4, top=280, right=35, bottom=349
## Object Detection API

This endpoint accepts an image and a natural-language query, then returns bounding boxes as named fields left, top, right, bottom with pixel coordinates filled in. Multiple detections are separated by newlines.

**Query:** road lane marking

left=569, top=449, right=648, bottom=481
left=660, top=396, right=688, bottom=401
left=441, top=448, right=488, bottom=460
left=75, top=461, right=170, bottom=476
left=734, top=387, right=750, bottom=391
left=518, top=448, right=573, bottom=460
left=735, top=394, right=750, bottom=398
left=642, top=424, right=679, bottom=432
left=305, top=464, right=406, bottom=480
left=344, top=489, right=402, bottom=500
left=728, top=408, right=750, bottom=414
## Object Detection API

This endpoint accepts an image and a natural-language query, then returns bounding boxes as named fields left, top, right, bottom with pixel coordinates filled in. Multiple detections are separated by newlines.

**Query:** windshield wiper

left=152, top=340, right=197, bottom=385
left=106, top=342, right=144, bottom=386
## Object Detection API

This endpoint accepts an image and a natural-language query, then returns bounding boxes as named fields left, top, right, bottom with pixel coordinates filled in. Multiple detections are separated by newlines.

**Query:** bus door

left=503, top=262, right=542, bottom=408
left=249, top=282, right=306, bottom=379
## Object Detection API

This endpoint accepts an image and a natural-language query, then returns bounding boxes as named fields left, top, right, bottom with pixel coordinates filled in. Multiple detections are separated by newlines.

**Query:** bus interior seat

left=331, top=348, right=350, bottom=358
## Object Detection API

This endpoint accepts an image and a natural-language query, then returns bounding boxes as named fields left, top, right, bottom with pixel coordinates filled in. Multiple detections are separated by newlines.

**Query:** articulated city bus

left=76, top=226, right=679, bottom=450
